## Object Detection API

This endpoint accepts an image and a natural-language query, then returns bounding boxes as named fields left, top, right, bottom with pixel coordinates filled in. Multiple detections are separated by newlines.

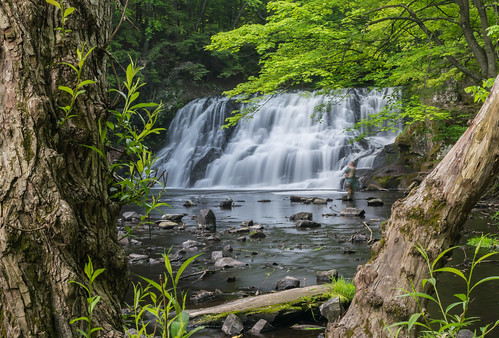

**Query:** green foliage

left=124, top=252, right=204, bottom=337
left=467, top=235, right=499, bottom=251
left=465, top=78, right=495, bottom=103
left=105, top=59, right=169, bottom=239
left=69, top=257, right=105, bottom=337
left=57, top=43, right=96, bottom=127
left=207, top=0, right=496, bottom=98
left=46, top=0, right=75, bottom=40
left=329, top=277, right=356, bottom=302
left=386, top=238, right=499, bottom=337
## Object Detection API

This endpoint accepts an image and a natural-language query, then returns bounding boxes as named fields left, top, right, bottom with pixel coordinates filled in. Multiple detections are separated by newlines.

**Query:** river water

left=123, top=189, right=499, bottom=337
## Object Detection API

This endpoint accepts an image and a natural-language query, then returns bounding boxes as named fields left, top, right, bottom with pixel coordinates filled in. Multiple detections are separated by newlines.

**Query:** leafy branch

left=46, top=0, right=75, bottom=40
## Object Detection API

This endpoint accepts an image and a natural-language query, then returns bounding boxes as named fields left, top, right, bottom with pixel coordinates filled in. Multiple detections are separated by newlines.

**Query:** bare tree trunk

left=326, top=77, right=499, bottom=337
left=0, top=1, right=128, bottom=337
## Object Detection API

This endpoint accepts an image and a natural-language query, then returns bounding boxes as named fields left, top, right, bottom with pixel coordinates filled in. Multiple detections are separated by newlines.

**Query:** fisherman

left=344, top=161, right=357, bottom=199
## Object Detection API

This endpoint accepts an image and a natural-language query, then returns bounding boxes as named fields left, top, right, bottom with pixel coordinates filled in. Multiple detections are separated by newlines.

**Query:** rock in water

left=290, top=212, right=313, bottom=221
left=275, top=276, right=300, bottom=291
left=316, top=270, right=339, bottom=283
left=214, top=257, right=248, bottom=268
left=295, top=220, right=321, bottom=228
left=250, top=319, right=275, bottom=334
left=197, top=209, right=216, bottom=231
left=219, top=197, right=233, bottom=209
left=340, top=207, right=365, bottom=217
left=319, top=297, right=344, bottom=322
left=161, top=213, right=184, bottom=222
left=367, top=198, right=384, bottom=206
left=222, top=314, right=244, bottom=336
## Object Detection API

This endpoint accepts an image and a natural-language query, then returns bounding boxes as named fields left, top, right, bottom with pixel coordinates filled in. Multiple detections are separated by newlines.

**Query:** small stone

left=182, top=240, right=205, bottom=248
left=258, top=199, right=271, bottom=203
left=351, top=234, right=367, bottom=242
left=274, top=276, right=300, bottom=291
left=237, top=236, right=246, bottom=242
left=190, top=290, right=216, bottom=303
left=249, top=224, right=264, bottom=231
left=161, top=214, right=184, bottom=223
left=211, top=251, right=223, bottom=260
left=250, top=231, right=266, bottom=239
left=219, top=197, right=233, bottom=209
left=367, top=198, right=384, bottom=206
left=320, top=297, right=344, bottom=322
left=122, top=211, right=141, bottom=221
left=226, top=275, right=236, bottom=283
left=157, top=221, right=177, bottom=229
left=341, top=195, right=354, bottom=201
left=250, top=319, right=275, bottom=334
left=316, top=270, right=339, bottom=283
left=290, top=212, right=313, bottom=221
left=221, top=314, right=244, bottom=336
left=295, top=220, right=321, bottom=228
left=214, top=257, right=248, bottom=268
left=197, top=209, right=216, bottom=231
left=183, top=200, right=196, bottom=207
left=313, top=198, right=328, bottom=204
left=340, top=207, right=365, bottom=217
left=241, top=219, right=254, bottom=227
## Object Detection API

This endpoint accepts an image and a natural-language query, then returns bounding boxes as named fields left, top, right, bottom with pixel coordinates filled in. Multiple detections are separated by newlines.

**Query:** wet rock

left=157, top=221, right=177, bottom=229
left=290, top=212, right=313, bottom=221
left=205, top=234, right=221, bottom=241
left=161, top=213, right=184, bottom=223
left=295, top=220, right=321, bottom=228
left=226, top=275, right=236, bottom=283
left=125, top=328, right=146, bottom=338
left=367, top=198, right=384, bottom=206
left=237, top=236, right=246, bottom=242
left=290, top=195, right=305, bottom=202
left=197, top=209, right=216, bottom=231
left=316, top=270, right=339, bottom=283
left=230, top=227, right=250, bottom=234
left=258, top=199, right=271, bottom=203
left=183, top=200, right=196, bottom=207
left=222, top=314, right=244, bottom=336
left=275, top=276, right=300, bottom=291
left=341, top=195, right=354, bottom=201
left=241, top=219, right=254, bottom=227
left=219, top=197, right=233, bottom=209
left=122, top=211, right=141, bottom=222
left=182, top=240, right=205, bottom=249
left=190, top=290, right=216, bottom=303
left=128, top=253, right=149, bottom=263
left=351, top=234, right=367, bottom=243
left=320, top=297, right=344, bottom=322
left=250, top=231, right=266, bottom=239
left=250, top=319, right=275, bottom=334
left=250, top=224, right=264, bottom=231
left=211, top=251, right=223, bottom=260
left=313, top=198, right=328, bottom=205
left=223, top=245, right=233, bottom=255
left=214, top=257, right=248, bottom=268
left=169, top=251, right=184, bottom=262
left=340, top=207, right=365, bottom=217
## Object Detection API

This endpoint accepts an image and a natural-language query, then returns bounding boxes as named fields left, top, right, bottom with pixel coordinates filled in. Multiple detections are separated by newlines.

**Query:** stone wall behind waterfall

left=154, top=89, right=401, bottom=189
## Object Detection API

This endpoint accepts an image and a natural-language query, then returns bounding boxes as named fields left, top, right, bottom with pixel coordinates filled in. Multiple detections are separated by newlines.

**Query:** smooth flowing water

left=154, top=89, right=399, bottom=189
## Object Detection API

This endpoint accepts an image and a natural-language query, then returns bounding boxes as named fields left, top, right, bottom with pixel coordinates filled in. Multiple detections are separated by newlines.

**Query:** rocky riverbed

left=119, top=189, right=499, bottom=337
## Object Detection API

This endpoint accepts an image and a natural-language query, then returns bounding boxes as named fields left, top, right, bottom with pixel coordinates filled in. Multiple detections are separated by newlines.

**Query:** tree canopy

left=207, top=0, right=499, bottom=97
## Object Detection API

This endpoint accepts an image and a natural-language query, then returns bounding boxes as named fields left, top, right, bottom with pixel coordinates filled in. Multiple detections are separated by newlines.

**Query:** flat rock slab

left=340, top=207, right=365, bottom=217
left=187, top=284, right=332, bottom=319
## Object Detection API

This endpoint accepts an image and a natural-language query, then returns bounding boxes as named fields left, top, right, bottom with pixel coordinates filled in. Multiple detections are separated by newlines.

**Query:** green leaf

left=60, top=62, right=78, bottom=73
left=70, top=316, right=89, bottom=324
left=130, top=102, right=158, bottom=110
left=175, top=254, right=202, bottom=285
left=45, top=0, right=61, bottom=9
left=471, top=276, right=499, bottom=292
left=58, top=86, right=74, bottom=96
left=81, top=145, right=106, bottom=160
left=407, top=313, right=421, bottom=330
left=77, top=80, right=97, bottom=89
left=431, top=246, right=459, bottom=270
left=63, top=7, right=75, bottom=18
left=433, top=267, right=467, bottom=281
left=454, top=293, right=466, bottom=301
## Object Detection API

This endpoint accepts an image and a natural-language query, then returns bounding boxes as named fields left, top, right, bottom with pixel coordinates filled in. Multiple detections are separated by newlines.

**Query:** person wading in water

left=344, top=161, right=357, bottom=199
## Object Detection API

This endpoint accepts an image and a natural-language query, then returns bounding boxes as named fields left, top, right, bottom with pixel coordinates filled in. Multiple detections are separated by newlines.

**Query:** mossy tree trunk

left=0, top=1, right=128, bottom=336
left=326, top=76, right=499, bottom=337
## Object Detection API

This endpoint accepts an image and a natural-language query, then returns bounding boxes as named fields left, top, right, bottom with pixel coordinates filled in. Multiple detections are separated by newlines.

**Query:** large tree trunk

left=0, top=1, right=128, bottom=337
left=326, top=77, right=499, bottom=337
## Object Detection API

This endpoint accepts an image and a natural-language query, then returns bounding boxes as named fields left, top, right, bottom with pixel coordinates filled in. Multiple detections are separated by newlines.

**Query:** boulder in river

left=250, top=231, right=266, bottom=239
left=319, top=297, right=345, bottom=322
left=241, top=219, right=254, bottom=227
left=222, top=314, right=243, bottom=336
left=295, top=220, right=321, bottom=228
left=275, top=276, right=300, bottom=291
left=312, top=198, right=328, bottom=205
left=122, top=211, right=141, bottom=222
left=250, top=319, right=275, bottom=334
left=340, top=207, right=365, bottom=217
left=367, top=198, right=384, bottom=206
left=157, top=221, right=177, bottom=229
left=183, top=200, right=196, bottom=207
left=316, top=270, right=339, bottom=283
left=290, top=212, right=313, bottom=221
left=214, top=257, right=248, bottom=268
left=161, top=213, right=184, bottom=223
left=190, top=290, right=216, bottom=303
left=219, top=197, right=233, bottom=209
left=197, top=209, right=216, bottom=231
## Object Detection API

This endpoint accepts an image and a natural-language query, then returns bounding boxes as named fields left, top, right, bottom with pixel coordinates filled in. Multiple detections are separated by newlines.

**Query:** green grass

left=329, top=277, right=356, bottom=302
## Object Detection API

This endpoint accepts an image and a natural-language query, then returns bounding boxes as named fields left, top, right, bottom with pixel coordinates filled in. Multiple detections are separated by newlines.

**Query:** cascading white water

left=154, top=89, right=399, bottom=189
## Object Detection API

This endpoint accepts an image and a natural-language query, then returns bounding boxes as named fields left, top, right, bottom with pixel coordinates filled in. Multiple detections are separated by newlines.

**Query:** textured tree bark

left=326, top=76, right=499, bottom=338
left=0, top=1, right=128, bottom=337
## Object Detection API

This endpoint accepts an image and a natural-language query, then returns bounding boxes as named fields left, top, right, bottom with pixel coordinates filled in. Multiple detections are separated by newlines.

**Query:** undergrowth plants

left=124, top=252, right=204, bottom=338
left=386, top=236, right=499, bottom=337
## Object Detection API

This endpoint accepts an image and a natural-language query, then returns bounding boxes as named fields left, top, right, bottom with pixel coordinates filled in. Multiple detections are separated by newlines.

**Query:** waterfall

left=154, top=89, right=399, bottom=189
